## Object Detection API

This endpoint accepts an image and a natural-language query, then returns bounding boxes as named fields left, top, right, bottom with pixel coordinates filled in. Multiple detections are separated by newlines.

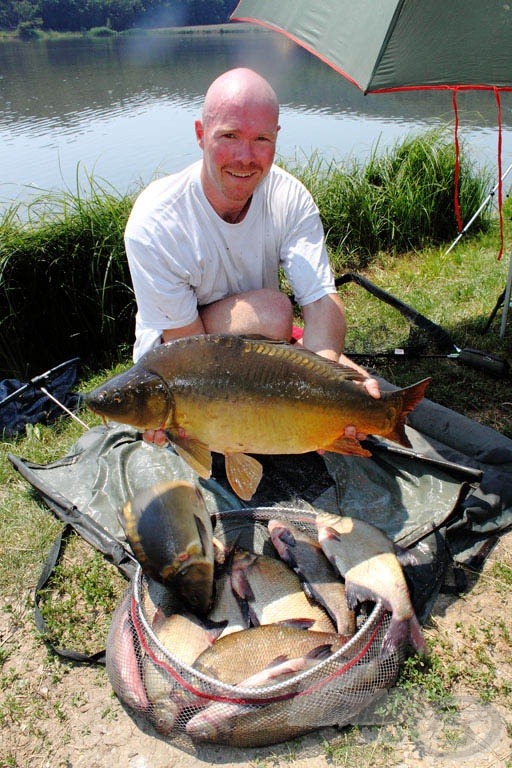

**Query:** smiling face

left=195, top=69, right=280, bottom=220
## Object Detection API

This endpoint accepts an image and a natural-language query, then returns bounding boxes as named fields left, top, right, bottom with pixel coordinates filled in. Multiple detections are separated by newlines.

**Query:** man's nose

left=235, top=140, right=255, bottom=164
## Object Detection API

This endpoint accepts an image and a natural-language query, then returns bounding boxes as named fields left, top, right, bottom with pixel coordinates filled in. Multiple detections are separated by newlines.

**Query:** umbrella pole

left=444, top=161, right=512, bottom=256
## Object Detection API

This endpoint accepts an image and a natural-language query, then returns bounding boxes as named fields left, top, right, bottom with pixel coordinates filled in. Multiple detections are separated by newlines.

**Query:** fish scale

left=85, top=334, right=431, bottom=500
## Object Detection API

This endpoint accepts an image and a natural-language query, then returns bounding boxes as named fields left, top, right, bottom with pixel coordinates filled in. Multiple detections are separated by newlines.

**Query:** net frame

left=106, top=506, right=405, bottom=747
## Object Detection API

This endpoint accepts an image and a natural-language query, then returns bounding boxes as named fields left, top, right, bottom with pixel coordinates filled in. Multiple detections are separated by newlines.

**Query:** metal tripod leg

left=499, top=247, right=512, bottom=338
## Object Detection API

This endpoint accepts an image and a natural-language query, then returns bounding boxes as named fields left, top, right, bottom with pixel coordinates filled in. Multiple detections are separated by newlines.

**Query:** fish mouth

left=84, top=367, right=173, bottom=429
left=171, top=561, right=214, bottom=615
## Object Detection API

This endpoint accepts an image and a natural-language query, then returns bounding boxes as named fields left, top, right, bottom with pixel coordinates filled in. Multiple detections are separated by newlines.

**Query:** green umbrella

left=231, top=0, right=512, bottom=93
left=231, top=0, right=512, bottom=335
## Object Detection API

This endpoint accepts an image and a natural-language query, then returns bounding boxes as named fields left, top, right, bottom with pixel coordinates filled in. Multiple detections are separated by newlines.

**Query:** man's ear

left=195, top=120, right=204, bottom=149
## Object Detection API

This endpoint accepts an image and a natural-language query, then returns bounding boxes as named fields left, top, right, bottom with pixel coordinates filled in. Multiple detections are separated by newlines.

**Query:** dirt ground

left=1, top=529, right=511, bottom=768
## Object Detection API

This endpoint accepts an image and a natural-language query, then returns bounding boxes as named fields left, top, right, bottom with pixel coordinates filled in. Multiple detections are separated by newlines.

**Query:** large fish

left=192, top=623, right=350, bottom=685
left=315, top=513, right=427, bottom=657
left=84, top=334, right=431, bottom=500
left=120, top=480, right=215, bottom=614
left=185, top=644, right=333, bottom=745
left=230, top=550, right=336, bottom=633
left=186, top=654, right=396, bottom=746
left=268, top=518, right=357, bottom=637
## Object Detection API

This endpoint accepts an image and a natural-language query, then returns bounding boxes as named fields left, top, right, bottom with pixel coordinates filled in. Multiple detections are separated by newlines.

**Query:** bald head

left=202, top=68, right=279, bottom=127
left=195, top=68, right=280, bottom=219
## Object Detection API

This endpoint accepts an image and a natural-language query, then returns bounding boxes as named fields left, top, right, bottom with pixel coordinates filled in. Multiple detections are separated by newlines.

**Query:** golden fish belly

left=170, top=391, right=397, bottom=454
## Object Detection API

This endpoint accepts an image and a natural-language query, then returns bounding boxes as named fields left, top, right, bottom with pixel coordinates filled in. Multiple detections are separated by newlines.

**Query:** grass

left=287, top=130, right=492, bottom=265
left=0, top=174, right=134, bottom=378
left=0, top=134, right=511, bottom=765
left=0, top=130, right=493, bottom=379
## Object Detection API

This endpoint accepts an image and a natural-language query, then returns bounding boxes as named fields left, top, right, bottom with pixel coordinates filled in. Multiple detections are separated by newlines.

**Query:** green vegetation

left=0, top=130, right=495, bottom=379
left=0, top=127, right=510, bottom=764
left=0, top=176, right=134, bottom=378
left=290, top=130, right=491, bottom=267
left=0, top=0, right=239, bottom=37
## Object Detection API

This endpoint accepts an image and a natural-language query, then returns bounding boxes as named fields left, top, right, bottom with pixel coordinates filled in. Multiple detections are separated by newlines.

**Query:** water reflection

left=1, top=29, right=511, bottom=207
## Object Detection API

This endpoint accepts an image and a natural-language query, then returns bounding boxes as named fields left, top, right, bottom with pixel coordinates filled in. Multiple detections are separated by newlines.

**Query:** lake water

left=2, top=28, right=512, bottom=212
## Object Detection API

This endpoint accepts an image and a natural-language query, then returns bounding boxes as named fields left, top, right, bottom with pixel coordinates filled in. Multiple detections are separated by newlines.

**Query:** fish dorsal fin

left=171, top=434, right=212, bottom=479
left=224, top=453, right=263, bottom=501
left=324, top=436, right=372, bottom=457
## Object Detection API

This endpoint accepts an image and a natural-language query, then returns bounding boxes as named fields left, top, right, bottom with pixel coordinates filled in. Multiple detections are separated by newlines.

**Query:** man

left=125, top=67, right=380, bottom=444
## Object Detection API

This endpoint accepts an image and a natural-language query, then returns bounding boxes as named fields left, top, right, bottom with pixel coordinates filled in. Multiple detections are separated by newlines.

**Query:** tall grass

left=0, top=130, right=494, bottom=378
left=0, top=177, right=134, bottom=378
left=289, top=130, right=492, bottom=269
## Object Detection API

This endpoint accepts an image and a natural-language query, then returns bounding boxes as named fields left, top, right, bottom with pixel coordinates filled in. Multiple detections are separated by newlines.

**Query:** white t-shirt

left=125, top=161, right=336, bottom=361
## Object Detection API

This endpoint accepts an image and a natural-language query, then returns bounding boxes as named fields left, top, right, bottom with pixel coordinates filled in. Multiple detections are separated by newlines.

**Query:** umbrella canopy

left=231, top=0, right=512, bottom=335
left=230, top=0, right=512, bottom=93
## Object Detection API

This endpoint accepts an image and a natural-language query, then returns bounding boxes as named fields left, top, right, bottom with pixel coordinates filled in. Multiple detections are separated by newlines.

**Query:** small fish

left=85, top=334, right=431, bottom=500
left=268, top=518, right=356, bottom=638
left=192, top=624, right=349, bottom=685
left=207, top=569, right=250, bottom=639
left=230, top=550, right=336, bottom=632
left=315, top=513, right=427, bottom=657
left=120, top=480, right=215, bottom=614
left=106, top=590, right=150, bottom=712
left=185, top=645, right=333, bottom=745
left=152, top=608, right=226, bottom=666
left=142, top=609, right=224, bottom=735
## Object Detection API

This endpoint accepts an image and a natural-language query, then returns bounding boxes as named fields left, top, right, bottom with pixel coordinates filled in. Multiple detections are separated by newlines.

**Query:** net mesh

left=106, top=506, right=404, bottom=747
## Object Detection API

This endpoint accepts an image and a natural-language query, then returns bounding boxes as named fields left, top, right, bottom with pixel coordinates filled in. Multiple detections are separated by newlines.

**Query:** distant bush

left=88, top=26, right=116, bottom=37
left=17, top=21, right=42, bottom=40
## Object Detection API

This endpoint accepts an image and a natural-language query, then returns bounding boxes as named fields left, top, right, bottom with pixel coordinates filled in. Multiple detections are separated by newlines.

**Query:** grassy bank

left=0, top=130, right=494, bottom=379
left=0, top=231, right=511, bottom=766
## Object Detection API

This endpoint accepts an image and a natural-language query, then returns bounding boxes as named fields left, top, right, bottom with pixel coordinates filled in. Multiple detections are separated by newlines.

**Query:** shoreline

left=0, top=22, right=263, bottom=43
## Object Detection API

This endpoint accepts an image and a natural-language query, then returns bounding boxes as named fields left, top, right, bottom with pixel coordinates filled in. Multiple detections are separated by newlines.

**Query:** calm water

left=2, top=29, right=512, bottom=211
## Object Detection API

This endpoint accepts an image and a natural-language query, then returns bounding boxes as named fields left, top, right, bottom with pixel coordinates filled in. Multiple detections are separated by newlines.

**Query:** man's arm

left=300, top=293, right=381, bottom=400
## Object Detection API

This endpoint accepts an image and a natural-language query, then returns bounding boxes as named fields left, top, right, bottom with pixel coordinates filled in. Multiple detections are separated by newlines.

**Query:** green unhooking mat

left=8, top=391, right=512, bottom=627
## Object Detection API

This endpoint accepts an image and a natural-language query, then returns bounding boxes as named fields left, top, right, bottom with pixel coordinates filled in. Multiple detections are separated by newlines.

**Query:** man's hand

left=142, top=428, right=170, bottom=446
left=338, top=352, right=381, bottom=441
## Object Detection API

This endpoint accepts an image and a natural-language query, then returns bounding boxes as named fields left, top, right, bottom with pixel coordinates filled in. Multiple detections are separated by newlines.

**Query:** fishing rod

left=335, top=273, right=509, bottom=377
left=0, top=358, right=89, bottom=429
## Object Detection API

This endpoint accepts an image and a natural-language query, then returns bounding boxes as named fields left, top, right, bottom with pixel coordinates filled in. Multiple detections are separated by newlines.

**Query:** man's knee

left=201, top=288, right=293, bottom=339
left=253, top=289, right=293, bottom=339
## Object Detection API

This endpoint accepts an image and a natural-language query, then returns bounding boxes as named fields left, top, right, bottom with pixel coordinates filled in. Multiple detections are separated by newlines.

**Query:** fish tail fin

left=387, top=378, right=432, bottom=447
left=408, top=614, right=428, bottom=656
left=380, top=616, right=410, bottom=658
left=381, top=613, right=428, bottom=658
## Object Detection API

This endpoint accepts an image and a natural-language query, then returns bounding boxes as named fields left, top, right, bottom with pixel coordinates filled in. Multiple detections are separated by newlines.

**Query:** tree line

left=0, top=0, right=239, bottom=34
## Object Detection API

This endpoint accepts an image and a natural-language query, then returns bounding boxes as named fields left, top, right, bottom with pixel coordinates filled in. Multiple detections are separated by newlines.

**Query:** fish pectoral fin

left=224, top=453, right=263, bottom=501
left=393, top=543, right=419, bottom=567
left=194, top=515, right=213, bottom=559
left=172, top=435, right=212, bottom=479
left=324, top=436, right=372, bottom=457
left=276, top=618, right=316, bottom=630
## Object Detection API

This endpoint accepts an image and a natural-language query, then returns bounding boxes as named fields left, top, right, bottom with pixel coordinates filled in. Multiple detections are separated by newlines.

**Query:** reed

left=0, top=176, right=134, bottom=378
left=0, top=130, right=495, bottom=378
left=288, top=130, right=492, bottom=269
